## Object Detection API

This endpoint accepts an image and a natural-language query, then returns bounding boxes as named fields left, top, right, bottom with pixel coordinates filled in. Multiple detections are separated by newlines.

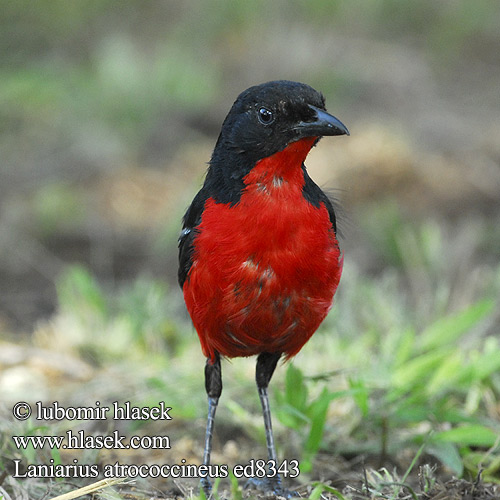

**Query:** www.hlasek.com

left=10, top=401, right=300, bottom=480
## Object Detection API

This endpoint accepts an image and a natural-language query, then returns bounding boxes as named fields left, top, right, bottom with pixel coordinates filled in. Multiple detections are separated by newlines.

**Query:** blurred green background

left=1, top=1, right=500, bottom=497
left=1, top=0, right=499, bottom=332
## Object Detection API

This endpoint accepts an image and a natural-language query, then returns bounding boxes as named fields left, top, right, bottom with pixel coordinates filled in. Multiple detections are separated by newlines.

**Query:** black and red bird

left=178, top=80, right=348, bottom=496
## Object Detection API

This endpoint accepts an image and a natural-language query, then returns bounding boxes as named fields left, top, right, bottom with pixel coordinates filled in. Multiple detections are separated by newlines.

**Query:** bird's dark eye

left=258, top=107, right=274, bottom=125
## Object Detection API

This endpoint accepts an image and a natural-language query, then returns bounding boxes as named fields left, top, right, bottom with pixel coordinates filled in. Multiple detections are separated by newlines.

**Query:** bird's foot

left=244, top=476, right=298, bottom=498
left=200, top=477, right=212, bottom=498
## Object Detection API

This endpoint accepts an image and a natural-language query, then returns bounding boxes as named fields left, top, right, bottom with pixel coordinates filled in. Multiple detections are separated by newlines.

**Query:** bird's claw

left=244, top=476, right=298, bottom=498
left=200, top=477, right=212, bottom=498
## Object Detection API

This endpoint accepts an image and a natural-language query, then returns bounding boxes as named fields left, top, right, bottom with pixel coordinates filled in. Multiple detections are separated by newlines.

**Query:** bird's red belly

left=183, top=179, right=342, bottom=362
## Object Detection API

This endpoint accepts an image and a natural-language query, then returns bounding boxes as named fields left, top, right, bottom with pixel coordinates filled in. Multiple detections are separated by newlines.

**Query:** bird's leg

left=245, top=352, right=297, bottom=497
left=256, top=352, right=281, bottom=465
left=201, top=353, right=222, bottom=496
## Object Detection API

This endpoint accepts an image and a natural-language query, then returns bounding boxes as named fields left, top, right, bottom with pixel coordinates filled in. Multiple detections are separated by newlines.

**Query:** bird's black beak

left=295, top=105, right=349, bottom=138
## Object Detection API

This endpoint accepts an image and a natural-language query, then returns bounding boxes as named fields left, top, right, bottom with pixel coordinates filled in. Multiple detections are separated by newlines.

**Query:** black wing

left=178, top=187, right=210, bottom=288
left=301, top=165, right=337, bottom=234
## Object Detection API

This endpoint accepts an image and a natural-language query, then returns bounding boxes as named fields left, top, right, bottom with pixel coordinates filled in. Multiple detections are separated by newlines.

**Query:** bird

left=178, top=80, right=348, bottom=497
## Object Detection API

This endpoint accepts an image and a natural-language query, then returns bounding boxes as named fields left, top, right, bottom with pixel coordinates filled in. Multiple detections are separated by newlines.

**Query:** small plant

left=275, top=364, right=354, bottom=473
left=308, top=481, right=346, bottom=500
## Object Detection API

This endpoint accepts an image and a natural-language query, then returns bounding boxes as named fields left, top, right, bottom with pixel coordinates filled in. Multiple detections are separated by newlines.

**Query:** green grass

left=275, top=297, right=498, bottom=478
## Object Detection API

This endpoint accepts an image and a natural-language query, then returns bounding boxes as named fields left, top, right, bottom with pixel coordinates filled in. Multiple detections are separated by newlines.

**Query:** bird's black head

left=212, top=80, right=348, bottom=164
left=207, top=80, right=348, bottom=203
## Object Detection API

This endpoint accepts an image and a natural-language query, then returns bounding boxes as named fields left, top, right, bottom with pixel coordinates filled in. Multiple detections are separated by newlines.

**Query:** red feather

left=183, top=138, right=342, bottom=362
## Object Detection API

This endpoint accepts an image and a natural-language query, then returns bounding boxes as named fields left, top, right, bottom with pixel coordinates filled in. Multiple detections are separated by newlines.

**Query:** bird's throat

left=243, top=137, right=317, bottom=190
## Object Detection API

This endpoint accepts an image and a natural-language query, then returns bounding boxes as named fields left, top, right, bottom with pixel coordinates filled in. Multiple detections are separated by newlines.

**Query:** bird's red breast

left=183, top=137, right=343, bottom=362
